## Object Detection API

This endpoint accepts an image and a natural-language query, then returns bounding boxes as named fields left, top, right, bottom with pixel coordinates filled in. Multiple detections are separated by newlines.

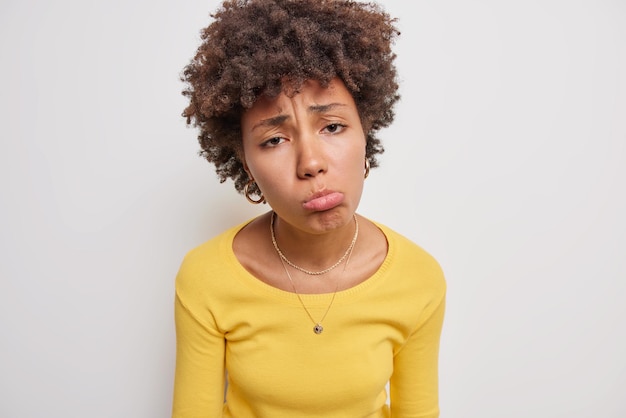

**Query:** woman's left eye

left=323, top=123, right=346, bottom=134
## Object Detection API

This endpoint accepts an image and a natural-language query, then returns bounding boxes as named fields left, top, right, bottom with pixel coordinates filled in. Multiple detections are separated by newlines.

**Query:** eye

left=261, top=136, right=286, bottom=148
left=322, top=123, right=346, bottom=134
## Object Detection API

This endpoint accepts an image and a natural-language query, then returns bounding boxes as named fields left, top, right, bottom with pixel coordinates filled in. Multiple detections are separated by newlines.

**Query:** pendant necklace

left=271, top=212, right=359, bottom=334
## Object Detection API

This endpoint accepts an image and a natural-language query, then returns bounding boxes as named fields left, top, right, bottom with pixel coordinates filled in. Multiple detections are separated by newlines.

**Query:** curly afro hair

left=181, top=0, right=400, bottom=193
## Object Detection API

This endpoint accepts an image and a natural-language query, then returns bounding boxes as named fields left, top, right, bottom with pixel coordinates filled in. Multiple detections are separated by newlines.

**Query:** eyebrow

left=251, top=102, right=347, bottom=131
left=309, top=102, right=347, bottom=113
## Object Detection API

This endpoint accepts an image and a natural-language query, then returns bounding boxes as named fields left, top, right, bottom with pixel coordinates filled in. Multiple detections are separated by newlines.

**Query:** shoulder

left=375, top=221, right=446, bottom=297
left=175, top=218, right=253, bottom=296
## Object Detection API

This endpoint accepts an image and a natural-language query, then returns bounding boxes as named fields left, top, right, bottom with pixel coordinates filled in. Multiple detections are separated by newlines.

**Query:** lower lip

left=302, top=192, right=344, bottom=211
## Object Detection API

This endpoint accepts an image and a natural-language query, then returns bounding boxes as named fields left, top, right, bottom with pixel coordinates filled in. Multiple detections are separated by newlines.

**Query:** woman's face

left=241, top=77, right=367, bottom=234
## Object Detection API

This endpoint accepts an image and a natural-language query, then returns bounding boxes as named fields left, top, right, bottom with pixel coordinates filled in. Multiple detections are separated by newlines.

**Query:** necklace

left=271, top=212, right=359, bottom=334
left=270, top=212, right=359, bottom=275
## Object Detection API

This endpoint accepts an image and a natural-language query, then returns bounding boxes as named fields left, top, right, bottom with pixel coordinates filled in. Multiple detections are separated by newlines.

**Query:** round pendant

left=313, top=324, right=324, bottom=334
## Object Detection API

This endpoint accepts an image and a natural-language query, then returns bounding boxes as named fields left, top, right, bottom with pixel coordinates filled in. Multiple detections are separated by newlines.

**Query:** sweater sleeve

left=172, top=260, right=226, bottom=418
left=389, top=287, right=446, bottom=418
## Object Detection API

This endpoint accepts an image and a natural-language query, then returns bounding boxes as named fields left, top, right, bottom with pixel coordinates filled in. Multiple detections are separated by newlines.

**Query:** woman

left=173, top=1, right=446, bottom=417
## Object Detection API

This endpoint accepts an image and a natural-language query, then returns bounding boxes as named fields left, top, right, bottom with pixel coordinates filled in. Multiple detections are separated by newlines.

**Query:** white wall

left=1, top=1, right=624, bottom=417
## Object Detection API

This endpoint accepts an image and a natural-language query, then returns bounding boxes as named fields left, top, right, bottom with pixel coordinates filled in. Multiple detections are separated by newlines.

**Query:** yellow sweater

left=173, top=218, right=446, bottom=418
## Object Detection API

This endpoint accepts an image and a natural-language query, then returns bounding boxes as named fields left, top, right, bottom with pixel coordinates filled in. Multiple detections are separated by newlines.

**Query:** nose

left=296, top=135, right=328, bottom=178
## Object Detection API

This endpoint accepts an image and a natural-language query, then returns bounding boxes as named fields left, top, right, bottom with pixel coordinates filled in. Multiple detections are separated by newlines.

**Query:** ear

left=239, top=151, right=252, bottom=179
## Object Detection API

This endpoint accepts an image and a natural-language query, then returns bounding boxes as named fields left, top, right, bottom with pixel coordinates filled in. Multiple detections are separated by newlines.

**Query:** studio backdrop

left=1, top=0, right=625, bottom=417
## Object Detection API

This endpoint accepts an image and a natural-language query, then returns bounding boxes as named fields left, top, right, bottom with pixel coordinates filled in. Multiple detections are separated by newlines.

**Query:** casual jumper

left=173, top=218, right=446, bottom=418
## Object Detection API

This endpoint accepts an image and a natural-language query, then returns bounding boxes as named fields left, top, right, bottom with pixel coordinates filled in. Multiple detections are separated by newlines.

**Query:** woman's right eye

left=262, top=137, right=285, bottom=147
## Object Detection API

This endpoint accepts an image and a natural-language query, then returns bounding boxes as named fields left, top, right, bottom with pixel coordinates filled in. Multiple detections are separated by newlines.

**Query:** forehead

left=243, top=78, right=356, bottom=119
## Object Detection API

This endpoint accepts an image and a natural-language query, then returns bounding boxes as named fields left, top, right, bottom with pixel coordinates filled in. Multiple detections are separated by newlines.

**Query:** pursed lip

left=304, top=189, right=336, bottom=203
left=302, top=189, right=344, bottom=211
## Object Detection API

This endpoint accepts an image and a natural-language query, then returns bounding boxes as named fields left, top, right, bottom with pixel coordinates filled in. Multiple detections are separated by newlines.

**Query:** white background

left=1, top=0, right=624, bottom=417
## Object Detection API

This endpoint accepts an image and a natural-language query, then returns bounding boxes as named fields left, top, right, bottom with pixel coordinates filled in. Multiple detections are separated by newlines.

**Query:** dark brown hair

left=181, top=0, right=400, bottom=193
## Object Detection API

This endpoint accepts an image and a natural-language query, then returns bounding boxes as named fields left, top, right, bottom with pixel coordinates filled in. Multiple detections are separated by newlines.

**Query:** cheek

left=243, top=146, right=285, bottom=180
left=251, top=167, right=286, bottom=198
left=350, top=136, right=367, bottom=166
left=336, top=147, right=367, bottom=185
left=240, top=140, right=267, bottom=181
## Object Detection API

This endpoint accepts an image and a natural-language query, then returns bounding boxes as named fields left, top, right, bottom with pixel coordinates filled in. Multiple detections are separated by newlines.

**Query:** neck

left=271, top=212, right=358, bottom=272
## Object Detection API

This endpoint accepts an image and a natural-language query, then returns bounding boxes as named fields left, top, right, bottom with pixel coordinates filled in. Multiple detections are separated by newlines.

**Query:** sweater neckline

left=222, top=215, right=396, bottom=304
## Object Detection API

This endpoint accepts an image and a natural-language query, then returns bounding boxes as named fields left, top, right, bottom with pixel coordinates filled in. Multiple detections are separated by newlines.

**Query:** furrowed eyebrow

left=252, top=114, right=289, bottom=131
left=250, top=103, right=347, bottom=131
left=308, top=103, right=347, bottom=114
